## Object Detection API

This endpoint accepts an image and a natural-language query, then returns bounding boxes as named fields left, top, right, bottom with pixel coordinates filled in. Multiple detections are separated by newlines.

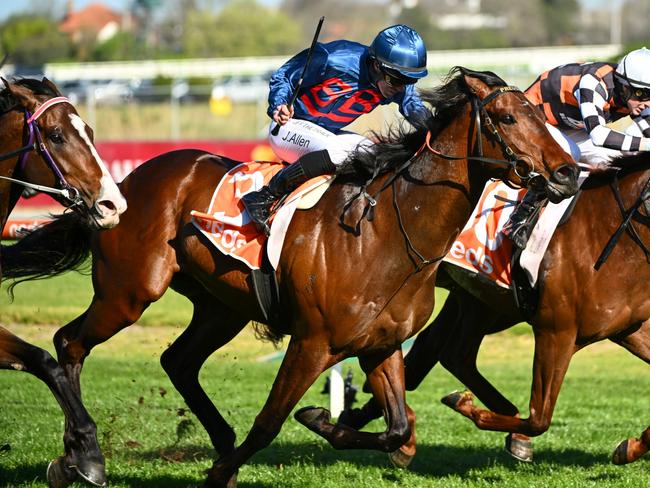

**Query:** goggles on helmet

left=379, top=65, right=418, bottom=88
left=630, top=86, right=650, bottom=101
left=616, top=73, right=650, bottom=102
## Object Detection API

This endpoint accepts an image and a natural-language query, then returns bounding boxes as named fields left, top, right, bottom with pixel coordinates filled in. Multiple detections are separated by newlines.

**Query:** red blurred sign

left=14, top=140, right=276, bottom=208
left=2, top=219, right=49, bottom=239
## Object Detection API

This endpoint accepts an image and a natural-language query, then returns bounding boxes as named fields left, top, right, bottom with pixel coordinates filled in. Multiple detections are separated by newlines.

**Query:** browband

left=26, top=96, right=71, bottom=124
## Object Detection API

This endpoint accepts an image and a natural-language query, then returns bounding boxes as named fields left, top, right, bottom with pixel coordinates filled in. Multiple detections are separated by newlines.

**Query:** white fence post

left=329, top=363, right=344, bottom=419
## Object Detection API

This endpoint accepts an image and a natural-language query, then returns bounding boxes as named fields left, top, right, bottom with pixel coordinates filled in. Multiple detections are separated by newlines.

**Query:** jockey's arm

left=267, top=43, right=328, bottom=120
left=579, top=74, right=650, bottom=151
left=395, top=84, right=428, bottom=126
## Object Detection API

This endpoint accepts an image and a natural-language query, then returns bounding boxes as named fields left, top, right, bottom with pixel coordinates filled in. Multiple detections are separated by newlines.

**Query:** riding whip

left=270, top=16, right=325, bottom=136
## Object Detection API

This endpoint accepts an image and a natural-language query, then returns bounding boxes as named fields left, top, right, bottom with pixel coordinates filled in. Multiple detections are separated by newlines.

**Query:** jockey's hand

left=273, top=104, right=294, bottom=126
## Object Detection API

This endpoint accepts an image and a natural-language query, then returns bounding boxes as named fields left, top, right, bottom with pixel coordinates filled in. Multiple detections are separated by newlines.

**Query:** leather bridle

left=0, top=96, right=85, bottom=208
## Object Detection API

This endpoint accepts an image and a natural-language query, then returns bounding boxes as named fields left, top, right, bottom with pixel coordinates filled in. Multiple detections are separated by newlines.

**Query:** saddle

left=191, top=160, right=332, bottom=324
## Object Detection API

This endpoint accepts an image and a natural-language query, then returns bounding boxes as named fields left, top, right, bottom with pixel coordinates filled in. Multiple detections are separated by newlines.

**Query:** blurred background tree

left=0, top=0, right=646, bottom=64
left=182, top=0, right=301, bottom=57
left=0, top=15, right=71, bottom=66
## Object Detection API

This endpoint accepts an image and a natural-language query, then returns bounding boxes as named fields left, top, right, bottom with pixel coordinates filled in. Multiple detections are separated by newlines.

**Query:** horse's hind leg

left=610, top=321, right=650, bottom=464
left=160, top=291, right=249, bottom=459
left=295, top=348, right=415, bottom=466
left=0, top=326, right=105, bottom=488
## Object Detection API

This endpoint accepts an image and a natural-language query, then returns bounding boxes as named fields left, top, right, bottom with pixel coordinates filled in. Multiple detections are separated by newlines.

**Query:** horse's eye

left=501, top=114, right=516, bottom=124
left=49, top=130, right=64, bottom=144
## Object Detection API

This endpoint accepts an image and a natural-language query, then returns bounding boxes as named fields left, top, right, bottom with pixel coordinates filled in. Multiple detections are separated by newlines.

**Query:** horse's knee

left=526, top=416, right=551, bottom=437
left=54, top=323, right=87, bottom=365
left=160, top=348, right=180, bottom=379
left=160, top=347, right=195, bottom=386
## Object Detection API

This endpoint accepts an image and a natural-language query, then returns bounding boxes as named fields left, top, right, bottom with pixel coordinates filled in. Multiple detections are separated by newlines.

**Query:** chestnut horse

left=2, top=68, right=579, bottom=487
left=0, top=78, right=126, bottom=487
left=342, top=153, right=650, bottom=465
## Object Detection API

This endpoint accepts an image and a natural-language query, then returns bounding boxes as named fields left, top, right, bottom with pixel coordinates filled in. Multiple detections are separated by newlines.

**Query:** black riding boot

left=501, top=190, right=545, bottom=249
left=242, top=149, right=336, bottom=235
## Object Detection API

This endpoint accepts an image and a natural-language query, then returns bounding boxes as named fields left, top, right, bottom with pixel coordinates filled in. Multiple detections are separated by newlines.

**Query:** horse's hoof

left=46, top=458, right=78, bottom=488
left=388, top=448, right=414, bottom=469
left=505, top=433, right=533, bottom=462
left=294, top=406, right=331, bottom=430
left=75, top=460, right=108, bottom=486
left=612, top=439, right=631, bottom=465
left=440, top=390, right=471, bottom=409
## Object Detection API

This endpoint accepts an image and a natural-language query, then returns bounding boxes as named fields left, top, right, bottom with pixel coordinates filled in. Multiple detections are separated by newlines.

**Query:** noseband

left=0, top=96, right=85, bottom=207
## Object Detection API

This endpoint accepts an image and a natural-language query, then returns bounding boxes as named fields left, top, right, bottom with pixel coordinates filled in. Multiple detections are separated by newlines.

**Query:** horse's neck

left=392, top=120, right=502, bottom=257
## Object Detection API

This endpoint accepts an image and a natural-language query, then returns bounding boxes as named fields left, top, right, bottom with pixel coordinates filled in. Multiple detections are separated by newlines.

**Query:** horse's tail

left=2, top=212, right=93, bottom=295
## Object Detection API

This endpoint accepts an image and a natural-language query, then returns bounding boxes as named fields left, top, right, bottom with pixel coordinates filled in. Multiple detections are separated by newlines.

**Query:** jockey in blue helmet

left=242, top=24, right=429, bottom=235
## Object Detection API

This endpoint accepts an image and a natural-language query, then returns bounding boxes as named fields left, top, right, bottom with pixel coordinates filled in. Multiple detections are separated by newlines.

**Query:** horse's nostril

left=98, top=200, right=117, bottom=214
left=554, top=164, right=577, bottom=182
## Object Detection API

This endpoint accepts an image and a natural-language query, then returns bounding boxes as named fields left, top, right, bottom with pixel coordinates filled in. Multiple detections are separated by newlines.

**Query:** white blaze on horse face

left=69, top=114, right=127, bottom=226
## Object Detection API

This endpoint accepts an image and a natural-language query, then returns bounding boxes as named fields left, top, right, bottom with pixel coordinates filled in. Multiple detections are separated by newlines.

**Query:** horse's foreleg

left=338, top=293, right=463, bottom=431
left=55, top=245, right=174, bottom=393
left=203, top=337, right=335, bottom=488
left=296, top=348, right=414, bottom=465
left=55, top=293, right=147, bottom=394
left=161, top=294, right=248, bottom=458
left=610, top=322, right=650, bottom=464
left=446, top=328, right=575, bottom=439
left=436, top=291, right=530, bottom=460
left=0, top=326, right=105, bottom=487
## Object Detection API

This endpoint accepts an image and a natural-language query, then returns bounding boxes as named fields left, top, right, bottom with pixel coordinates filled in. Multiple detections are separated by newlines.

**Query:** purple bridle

left=0, top=96, right=84, bottom=206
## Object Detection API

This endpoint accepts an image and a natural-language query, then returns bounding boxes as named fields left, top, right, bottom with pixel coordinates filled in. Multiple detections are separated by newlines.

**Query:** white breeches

left=268, top=118, right=373, bottom=165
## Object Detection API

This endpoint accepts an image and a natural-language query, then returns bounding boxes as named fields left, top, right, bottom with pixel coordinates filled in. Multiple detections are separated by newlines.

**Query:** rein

left=594, top=172, right=650, bottom=269
left=0, top=96, right=83, bottom=206
left=417, top=86, right=546, bottom=191
left=368, top=85, right=543, bottom=317
left=366, top=85, right=540, bottom=272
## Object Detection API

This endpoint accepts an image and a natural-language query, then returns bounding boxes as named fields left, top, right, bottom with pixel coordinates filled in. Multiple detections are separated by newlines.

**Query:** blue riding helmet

left=369, top=24, right=428, bottom=82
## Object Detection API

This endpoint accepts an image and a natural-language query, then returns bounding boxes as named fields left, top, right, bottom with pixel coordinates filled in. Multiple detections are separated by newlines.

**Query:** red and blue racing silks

left=268, top=40, right=427, bottom=133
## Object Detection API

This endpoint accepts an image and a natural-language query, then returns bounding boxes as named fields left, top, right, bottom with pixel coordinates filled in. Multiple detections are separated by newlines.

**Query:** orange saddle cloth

left=443, top=180, right=525, bottom=288
left=191, top=160, right=330, bottom=270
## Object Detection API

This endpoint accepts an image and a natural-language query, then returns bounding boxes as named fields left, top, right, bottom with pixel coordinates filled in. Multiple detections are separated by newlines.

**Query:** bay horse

left=2, top=68, right=579, bottom=487
left=0, top=78, right=127, bottom=487
left=340, top=153, right=650, bottom=466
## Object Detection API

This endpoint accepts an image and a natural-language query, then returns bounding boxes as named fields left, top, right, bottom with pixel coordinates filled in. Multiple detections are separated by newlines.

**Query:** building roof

left=60, top=3, right=122, bottom=37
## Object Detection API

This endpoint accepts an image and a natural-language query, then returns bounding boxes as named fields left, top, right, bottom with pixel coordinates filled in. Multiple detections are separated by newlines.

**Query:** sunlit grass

left=1, top=275, right=648, bottom=487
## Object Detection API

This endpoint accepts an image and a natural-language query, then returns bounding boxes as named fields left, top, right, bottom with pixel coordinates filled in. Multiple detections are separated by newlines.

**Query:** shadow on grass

left=0, top=461, right=44, bottom=487
left=0, top=442, right=627, bottom=488
left=127, top=439, right=609, bottom=473
left=0, top=460, right=198, bottom=488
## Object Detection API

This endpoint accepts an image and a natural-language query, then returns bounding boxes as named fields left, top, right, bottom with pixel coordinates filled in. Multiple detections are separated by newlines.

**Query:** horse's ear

left=463, top=74, right=491, bottom=99
left=5, top=80, right=38, bottom=111
left=42, top=77, right=63, bottom=97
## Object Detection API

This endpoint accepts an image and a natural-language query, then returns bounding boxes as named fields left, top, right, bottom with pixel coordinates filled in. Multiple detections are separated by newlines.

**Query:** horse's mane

left=0, top=77, right=57, bottom=114
left=581, top=152, right=650, bottom=189
left=338, top=66, right=508, bottom=180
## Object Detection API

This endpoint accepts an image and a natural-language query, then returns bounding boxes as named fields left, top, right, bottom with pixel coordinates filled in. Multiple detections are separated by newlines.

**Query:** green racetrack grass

left=0, top=273, right=648, bottom=487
